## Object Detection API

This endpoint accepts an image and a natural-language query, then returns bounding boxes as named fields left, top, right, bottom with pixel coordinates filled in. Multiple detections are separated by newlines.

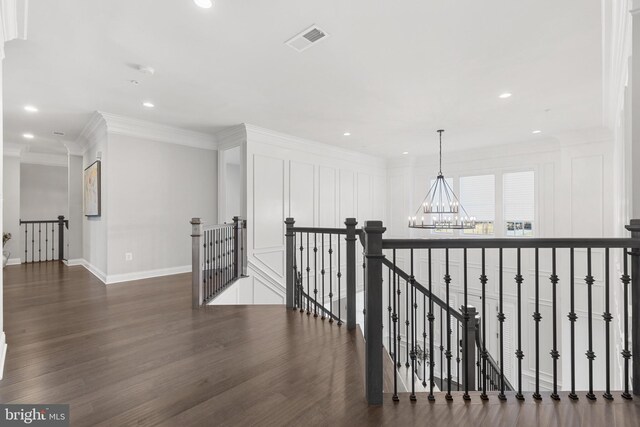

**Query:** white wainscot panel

left=254, top=155, right=285, bottom=249
left=339, top=170, right=355, bottom=220
left=318, top=166, right=337, bottom=227
left=290, top=161, right=315, bottom=226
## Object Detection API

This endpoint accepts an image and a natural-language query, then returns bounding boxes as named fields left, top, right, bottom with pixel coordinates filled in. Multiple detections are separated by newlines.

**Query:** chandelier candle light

left=409, top=130, right=476, bottom=230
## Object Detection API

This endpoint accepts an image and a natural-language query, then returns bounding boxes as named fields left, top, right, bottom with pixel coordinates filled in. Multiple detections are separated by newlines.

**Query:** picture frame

left=84, top=160, right=101, bottom=217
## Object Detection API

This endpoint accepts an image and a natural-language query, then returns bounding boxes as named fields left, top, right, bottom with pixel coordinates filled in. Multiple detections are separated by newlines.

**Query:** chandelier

left=408, top=130, right=476, bottom=230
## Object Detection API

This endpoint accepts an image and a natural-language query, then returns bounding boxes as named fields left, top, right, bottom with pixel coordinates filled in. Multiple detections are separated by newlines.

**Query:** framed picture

left=84, top=160, right=101, bottom=217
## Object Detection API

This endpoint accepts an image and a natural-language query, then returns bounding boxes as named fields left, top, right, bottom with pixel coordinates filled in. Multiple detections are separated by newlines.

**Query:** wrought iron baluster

left=603, top=248, right=613, bottom=400
left=422, top=286, right=427, bottom=390
left=410, top=249, right=416, bottom=401
left=299, top=232, right=304, bottom=310
left=515, top=248, right=524, bottom=400
left=24, top=223, right=28, bottom=261
left=498, top=248, right=506, bottom=400
left=204, top=230, right=209, bottom=301
left=337, top=236, right=342, bottom=324
left=440, top=304, right=444, bottom=393
left=388, top=266, right=392, bottom=358
left=31, top=223, right=35, bottom=263
left=445, top=248, right=452, bottom=400
left=293, top=232, right=298, bottom=309
left=405, top=276, right=410, bottom=369
left=321, top=234, right=326, bottom=320
left=533, top=248, right=542, bottom=400
left=456, top=319, right=460, bottom=392
left=550, top=248, right=560, bottom=400
left=313, top=233, right=318, bottom=317
left=585, top=248, right=596, bottom=400
left=51, top=224, right=55, bottom=260
left=480, top=248, right=488, bottom=400
left=397, top=266, right=402, bottom=369
left=306, top=233, right=311, bottom=314
left=463, top=248, right=470, bottom=400
left=45, top=223, right=48, bottom=261
left=622, top=248, right=632, bottom=399
left=38, top=223, right=41, bottom=262
left=428, top=248, right=435, bottom=401
left=329, top=235, right=334, bottom=322
left=392, top=249, right=399, bottom=402
left=568, top=248, right=578, bottom=400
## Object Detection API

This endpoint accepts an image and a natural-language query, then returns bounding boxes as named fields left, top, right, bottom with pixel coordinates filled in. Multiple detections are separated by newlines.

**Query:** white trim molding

left=105, top=265, right=191, bottom=285
left=6, top=258, right=20, bottom=266
left=20, top=151, right=68, bottom=167
left=0, top=332, right=6, bottom=380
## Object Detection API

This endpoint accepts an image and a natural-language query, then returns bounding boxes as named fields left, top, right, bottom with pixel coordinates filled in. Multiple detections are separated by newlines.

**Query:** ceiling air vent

left=285, top=25, right=329, bottom=52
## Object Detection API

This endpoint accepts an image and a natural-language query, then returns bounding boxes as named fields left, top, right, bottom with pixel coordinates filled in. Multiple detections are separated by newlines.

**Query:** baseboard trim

left=64, top=258, right=85, bottom=267
left=0, top=332, right=7, bottom=381
left=80, top=260, right=108, bottom=283
left=6, top=258, right=20, bottom=266
left=105, top=265, right=192, bottom=284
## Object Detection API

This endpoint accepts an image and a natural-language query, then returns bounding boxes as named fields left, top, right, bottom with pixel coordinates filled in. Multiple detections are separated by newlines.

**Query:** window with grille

left=459, top=174, right=495, bottom=235
left=504, top=171, right=535, bottom=237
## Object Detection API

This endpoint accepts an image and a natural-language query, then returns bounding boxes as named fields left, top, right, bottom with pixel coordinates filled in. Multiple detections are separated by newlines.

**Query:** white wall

left=20, top=163, right=68, bottom=221
left=238, top=124, right=386, bottom=304
left=79, top=112, right=218, bottom=284
left=105, top=133, right=217, bottom=281
left=67, top=154, right=83, bottom=261
left=2, top=154, right=20, bottom=263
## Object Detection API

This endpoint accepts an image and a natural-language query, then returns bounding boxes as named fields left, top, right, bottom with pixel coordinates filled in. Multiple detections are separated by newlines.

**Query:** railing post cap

left=345, top=218, right=358, bottom=226
left=58, top=215, right=65, bottom=220
left=190, top=218, right=201, bottom=224
left=284, top=218, right=295, bottom=226
left=460, top=305, right=477, bottom=314
left=363, top=220, right=385, bottom=233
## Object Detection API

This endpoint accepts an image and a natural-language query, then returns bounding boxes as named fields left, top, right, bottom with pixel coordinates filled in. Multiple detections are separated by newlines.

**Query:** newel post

left=191, top=218, right=204, bottom=309
left=461, top=305, right=477, bottom=392
left=233, top=216, right=242, bottom=279
left=57, top=215, right=66, bottom=261
left=285, top=218, right=296, bottom=310
left=363, top=220, right=386, bottom=406
left=627, top=219, right=640, bottom=395
left=345, top=218, right=358, bottom=330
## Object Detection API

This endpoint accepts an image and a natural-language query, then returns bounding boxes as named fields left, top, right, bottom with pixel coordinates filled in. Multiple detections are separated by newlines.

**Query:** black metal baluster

left=440, top=304, right=444, bottom=392
left=51, top=224, right=55, bottom=261
left=456, top=319, right=460, bottom=392
left=568, top=248, right=578, bottom=400
left=299, top=233, right=304, bottom=311
left=337, top=236, right=342, bottom=325
left=24, top=223, right=28, bottom=261
left=38, top=223, right=41, bottom=262
left=428, top=248, right=435, bottom=402
left=445, top=248, right=452, bottom=401
left=515, top=248, right=524, bottom=400
left=388, top=266, right=393, bottom=356
left=532, top=247, right=542, bottom=400
left=585, top=248, right=596, bottom=400
left=398, top=266, right=402, bottom=369
left=329, top=235, right=334, bottom=322
left=463, top=248, right=470, bottom=400
left=550, top=248, right=560, bottom=400
left=392, top=249, right=399, bottom=402
left=498, top=248, right=506, bottom=401
left=405, top=276, right=410, bottom=369
left=622, top=248, right=632, bottom=399
left=313, top=233, right=318, bottom=317
left=321, top=234, right=326, bottom=320
left=306, top=233, right=311, bottom=315
left=410, top=249, right=416, bottom=401
left=204, top=230, right=209, bottom=300
left=422, top=289, right=427, bottom=390
left=31, top=223, right=34, bottom=262
left=45, top=224, right=48, bottom=261
left=480, top=248, right=488, bottom=400
left=603, top=248, right=613, bottom=400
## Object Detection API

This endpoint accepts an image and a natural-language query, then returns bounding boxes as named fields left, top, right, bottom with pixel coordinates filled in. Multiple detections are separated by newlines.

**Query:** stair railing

left=19, top=215, right=68, bottom=262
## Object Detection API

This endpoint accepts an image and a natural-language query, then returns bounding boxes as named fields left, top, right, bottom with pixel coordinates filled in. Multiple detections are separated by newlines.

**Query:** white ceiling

left=3, top=0, right=604, bottom=158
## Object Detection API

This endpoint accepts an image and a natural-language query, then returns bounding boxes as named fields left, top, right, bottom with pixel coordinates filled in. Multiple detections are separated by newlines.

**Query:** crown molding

left=100, top=112, right=218, bottom=151
left=0, top=0, right=28, bottom=60
left=243, top=123, right=387, bottom=170
left=74, top=111, right=107, bottom=155
left=20, top=151, right=67, bottom=167
left=215, top=124, right=246, bottom=151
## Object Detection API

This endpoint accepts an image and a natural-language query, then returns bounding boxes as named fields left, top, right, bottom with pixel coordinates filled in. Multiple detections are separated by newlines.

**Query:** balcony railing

left=190, top=216, right=247, bottom=308
left=19, top=215, right=68, bottom=262
left=285, top=217, right=640, bottom=405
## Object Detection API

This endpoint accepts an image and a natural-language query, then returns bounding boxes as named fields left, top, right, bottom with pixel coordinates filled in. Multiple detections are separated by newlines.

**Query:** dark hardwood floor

left=2, top=262, right=639, bottom=426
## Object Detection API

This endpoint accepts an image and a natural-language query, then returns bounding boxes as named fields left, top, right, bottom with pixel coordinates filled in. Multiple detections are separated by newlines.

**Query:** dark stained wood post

left=191, top=218, right=204, bottom=309
left=57, top=215, right=66, bottom=261
left=626, top=219, right=640, bottom=395
left=461, top=305, right=477, bottom=392
left=363, top=220, right=385, bottom=405
left=345, top=218, right=358, bottom=330
left=233, top=216, right=242, bottom=279
left=285, top=218, right=296, bottom=310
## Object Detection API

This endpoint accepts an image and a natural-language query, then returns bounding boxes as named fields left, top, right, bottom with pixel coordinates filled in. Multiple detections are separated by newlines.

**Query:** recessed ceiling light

left=343, top=132, right=351, bottom=136
left=24, top=105, right=38, bottom=113
left=402, top=151, right=409, bottom=155
left=23, top=133, right=34, bottom=139
left=194, top=0, right=213, bottom=8
left=532, top=130, right=542, bottom=134
left=499, top=93, right=512, bottom=99
left=142, top=102, right=155, bottom=108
